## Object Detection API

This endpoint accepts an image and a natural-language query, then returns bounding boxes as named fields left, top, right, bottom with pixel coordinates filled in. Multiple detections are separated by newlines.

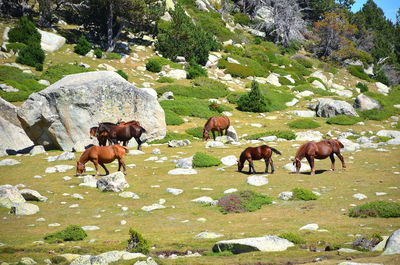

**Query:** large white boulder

left=38, top=29, right=66, bottom=52
left=212, top=235, right=294, bottom=254
left=221, top=155, right=237, bottom=166
left=283, top=162, right=311, bottom=172
left=246, top=175, right=268, bottom=186
left=0, top=185, right=26, bottom=208
left=353, top=94, right=381, bottom=111
left=166, top=69, right=187, bottom=80
left=375, top=82, right=390, bottom=95
left=289, top=110, right=316, bottom=118
left=311, top=98, right=359, bottom=118
left=383, top=229, right=400, bottom=255
left=377, top=130, right=400, bottom=139
left=266, top=73, right=281, bottom=87
left=18, top=71, right=166, bottom=150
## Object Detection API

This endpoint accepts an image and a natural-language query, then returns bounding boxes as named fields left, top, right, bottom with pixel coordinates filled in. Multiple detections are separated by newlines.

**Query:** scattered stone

left=47, top=152, right=75, bottom=162
left=19, top=257, right=37, bottom=265
left=221, top=155, right=237, bottom=166
left=195, top=232, right=223, bottom=239
left=376, top=82, right=390, bottom=95
left=79, top=175, right=97, bottom=188
left=383, top=229, right=400, bottom=255
left=19, top=189, right=48, bottom=202
left=0, top=184, right=26, bottom=208
left=259, top=136, right=277, bottom=142
left=285, top=98, right=299, bottom=107
left=278, top=191, right=293, bottom=201
left=246, top=175, right=268, bottom=186
left=352, top=193, right=367, bottom=200
left=226, top=126, right=238, bottom=141
left=29, top=146, right=46, bottom=156
left=299, top=223, right=319, bottom=231
left=205, top=141, right=225, bottom=148
left=166, top=188, right=183, bottom=195
left=119, top=192, right=140, bottom=199
left=97, top=172, right=129, bottom=192
left=289, top=110, right=316, bottom=118
left=191, top=196, right=217, bottom=205
left=82, top=226, right=100, bottom=231
left=14, top=203, right=40, bottom=215
left=212, top=235, right=294, bottom=254
left=72, top=193, right=84, bottom=200
left=0, top=159, right=20, bottom=166
left=338, top=248, right=360, bottom=253
left=354, top=94, right=381, bottom=111
left=36, top=217, right=45, bottom=222
left=141, top=203, right=165, bottom=212
left=266, top=73, right=281, bottom=87
left=168, top=168, right=197, bottom=175
left=311, top=98, right=359, bottom=118
left=166, top=69, right=186, bottom=80
left=295, top=130, right=322, bottom=142
left=224, top=188, right=238, bottom=194
left=38, top=29, right=66, bottom=52
left=168, top=140, right=191, bottom=147
left=176, top=157, right=193, bottom=169
left=282, top=162, right=311, bottom=172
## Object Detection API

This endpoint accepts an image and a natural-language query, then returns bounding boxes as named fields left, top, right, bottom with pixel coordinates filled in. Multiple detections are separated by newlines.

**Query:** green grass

left=230, top=55, right=268, bottom=77
left=245, top=130, right=296, bottom=140
left=156, top=80, right=227, bottom=99
left=160, top=97, right=221, bottom=118
left=259, top=84, right=295, bottom=112
left=278, top=233, right=305, bottom=244
left=356, top=82, right=368, bottom=92
left=292, top=84, right=335, bottom=96
left=186, top=127, right=203, bottom=138
left=156, top=76, right=175, bottom=83
left=293, top=57, right=313, bottom=68
left=288, top=119, right=320, bottom=129
left=292, top=188, right=317, bottom=201
left=148, top=132, right=193, bottom=144
left=347, top=65, right=372, bottom=82
left=44, top=225, right=87, bottom=243
left=225, top=63, right=254, bottom=78
left=307, top=77, right=327, bottom=89
left=105, top=52, right=121, bottom=60
left=349, top=201, right=400, bottom=218
left=147, top=56, right=183, bottom=69
left=227, top=92, right=245, bottom=104
left=41, top=63, right=92, bottom=84
left=0, top=66, right=46, bottom=102
left=192, top=152, right=221, bottom=168
left=203, top=250, right=234, bottom=256
left=326, top=115, right=364, bottom=125
left=165, top=110, right=185, bottom=125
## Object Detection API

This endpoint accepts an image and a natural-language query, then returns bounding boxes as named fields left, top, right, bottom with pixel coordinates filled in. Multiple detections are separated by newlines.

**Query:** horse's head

left=292, top=158, right=301, bottom=173
left=76, top=161, right=86, bottom=176
left=202, top=128, right=209, bottom=142
left=89, top=127, right=98, bottom=139
left=237, top=159, right=243, bottom=172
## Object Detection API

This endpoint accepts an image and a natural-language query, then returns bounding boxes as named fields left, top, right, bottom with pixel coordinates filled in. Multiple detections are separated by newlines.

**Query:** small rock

left=166, top=188, right=183, bottom=195
left=299, top=223, right=319, bottom=231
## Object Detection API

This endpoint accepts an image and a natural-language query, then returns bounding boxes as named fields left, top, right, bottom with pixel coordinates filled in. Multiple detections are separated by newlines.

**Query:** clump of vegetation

left=192, top=77, right=227, bottom=94
left=356, top=82, right=368, bottom=92
left=41, top=63, right=92, bottom=84
left=349, top=200, right=400, bottom=218
left=347, top=65, right=372, bottom=82
left=16, top=42, right=45, bottom=71
left=288, top=119, right=320, bottom=129
left=353, top=233, right=383, bottom=251
left=105, top=52, right=121, bottom=60
left=74, top=35, right=92, bottom=56
left=116, top=69, right=128, bottom=80
left=327, top=115, right=364, bottom=125
left=127, top=228, right=149, bottom=254
left=94, top=48, right=102, bottom=59
left=156, top=76, right=174, bottom=83
left=225, top=63, right=254, bottom=78
left=294, top=57, right=313, bottom=68
left=186, top=127, right=203, bottom=138
left=307, top=77, right=327, bottom=89
left=204, top=250, right=234, bottom=256
left=292, top=84, right=335, bottom=96
left=164, top=110, right=185, bottom=125
left=160, top=98, right=220, bottom=118
left=49, top=256, right=68, bottom=264
left=193, top=152, right=221, bottom=168
left=146, top=56, right=182, bottom=69
left=148, top=132, right=193, bottom=144
left=0, top=66, right=46, bottom=102
left=146, top=58, right=162, bottom=73
left=375, top=69, right=390, bottom=86
left=209, top=103, right=224, bottom=113
left=359, top=109, right=391, bottom=121
left=186, top=62, right=208, bottom=79
left=8, top=16, right=41, bottom=45
left=217, top=191, right=272, bottom=214
left=292, top=188, right=317, bottom=201
left=279, top=232, right=305, bottom=244
left=44, top=225, right=87, bottom=243
left=245, top=130, right=296, bottom=140
left=233, top=13, right=251, bottom=25
left=217, top=57, right=229, bottom=69
left=156, top=81, right=227, bottom=99
left=227, top=92, right=244, bottom=104
left=237, top=81, right=267, bottom=112
left=6, top=42, right=26, bottom=53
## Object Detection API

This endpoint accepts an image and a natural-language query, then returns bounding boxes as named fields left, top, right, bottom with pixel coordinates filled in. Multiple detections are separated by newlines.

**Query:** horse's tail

left=270, top=147, right=281, bottom=155
left=122, top=146, right=129, bottom=154
left=337, top=140, right=344, bottom=148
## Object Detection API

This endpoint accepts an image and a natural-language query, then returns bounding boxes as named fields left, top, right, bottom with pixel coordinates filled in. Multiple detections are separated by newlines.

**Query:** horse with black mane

left=98, top=122, right=147, bottom=150
left=238, top=145, right=281, bottom=174
left=293, top=139, right=346, bottom=175
left=203, top=116, right=230, bottom=141
left=90, top=126, right=111, bottom=146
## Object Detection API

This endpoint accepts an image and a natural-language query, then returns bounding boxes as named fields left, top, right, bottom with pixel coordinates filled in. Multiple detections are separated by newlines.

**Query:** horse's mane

left=295, top=142, right=310, bottom=160
left=100, top=122, right=117, bottom=126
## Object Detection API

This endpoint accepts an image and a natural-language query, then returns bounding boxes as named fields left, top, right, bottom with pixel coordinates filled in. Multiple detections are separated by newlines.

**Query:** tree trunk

left=39, top=0, right=53, bottom=28
left=106, top=0, right=114, bottom=52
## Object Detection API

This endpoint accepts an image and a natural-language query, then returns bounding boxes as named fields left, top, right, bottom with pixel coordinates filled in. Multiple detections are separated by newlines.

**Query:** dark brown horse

left=98, top=123, right=147, bottom=150
left=76, top=145, right=129, bottom=177
left=90, top=126, right=111, bottom=146
left=203, top=116, right=230, bottom=141
left=117, top=119, right=141, bottom=127
left=293, top=139, right=346, bottom=175
left=238, top=145, right=281, bottom=174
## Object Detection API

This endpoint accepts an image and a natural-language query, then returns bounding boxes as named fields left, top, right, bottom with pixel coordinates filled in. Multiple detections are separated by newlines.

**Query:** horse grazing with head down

left=238, top=145, right=281, bottom=174
left=293, top=139, right=346, bottom=175
left=203, top=116, right=230, bottom=141
left=98, top=123, right=147, bottom=150
left=76, top=145, right=128, bottom=177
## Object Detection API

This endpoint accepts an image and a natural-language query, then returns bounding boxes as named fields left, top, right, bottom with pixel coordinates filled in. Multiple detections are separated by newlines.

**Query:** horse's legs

left=329, top=153, right=335, bottom=171
left=99, top=163, right=109, bottom=176
left=248, top=159, right=256, bottom=174
left=336, top=152, right=346, bottom=170
left=135, top=137, right=142, bottom=150
left=118, top=158, right=127, bottom=175
left=212, top=130, right=216, bottom=141
left=270, top=158, right=275, bottom=174
left=264, top=157, right=269, bottom=173
left=306, top=155, right=315, bottom=175
left=92, top=159, right=99, bottom=177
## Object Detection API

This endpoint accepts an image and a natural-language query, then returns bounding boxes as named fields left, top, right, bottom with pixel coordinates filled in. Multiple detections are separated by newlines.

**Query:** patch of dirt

left=217, top=194, right=246, bottom=213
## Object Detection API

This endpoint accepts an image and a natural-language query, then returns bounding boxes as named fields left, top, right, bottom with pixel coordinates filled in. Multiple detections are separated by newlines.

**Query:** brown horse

left=293, top=139, right=346, bottom=175
left=238, top=145, right=281, bottom=174
left=90, top=126, right=111, bottom=146
left=76, top=145, right=129, bottom=177
left=203, top=116, right=230, bottom=141
left=98, top=123, right=147, bottom=150
left=117, top=119, right=141, bottom=127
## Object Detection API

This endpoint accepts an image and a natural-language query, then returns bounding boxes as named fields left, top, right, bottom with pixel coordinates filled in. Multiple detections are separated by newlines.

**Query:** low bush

left=116, top=69, right=128, bottom=80
left=147, top=56, right=182, bottom=69
left=193, top=152, right=221, bottom=167
left=233, top=13, right=251, bottom=25
left=356, top=82, right=368, bottom=92
left=41, top=63, right=92, bottom=84
left=375, top=69, right=390, bottom=86
left=164, top=110, right=184, bottom=125
left=94, top=48, right=102, bottom=59
left=127, top=229, right=149, bottom=254
left=294, top=57, right=313, bottom=68
left=186, top=126, right=203, bottom=138
left=192, top=77, right=227, bottom=92
left=156, top=76, right=174, bottom=83
left=160, top=98, right=219, bottom=118
left=349, top=200, right=400, bottom=218
left=217, top=57, right=229, bottom=69
left=148, top=132, right=193, bottom=144
left=8, top=16, right=41, bottom=45
left=245, top=130, right=296, bottom=140
left=231, top=55, right=267, bottom=77
left=146, top=58, right=162, bottom=73
left=186, top=62, right=208, bottom=79
left=278, top=76, right=293, bottom=86
left=327, top=115, right=363, bottom=125
left=227, top=92, right=244, bottom=104
left=104, top=52, right=121, bottom=59
left=209, top=102, right=224, bottom=113
left=225, top=63, right=254, bottom=78
left=347, top=65, right=372, bottom=82
left=74, top=35, right=91, bottom=55
left=224, top=45, right=246, bottom=57
left=237, top=81, right=268, bottom=112
left=288, top=119, right=320, bottom=129
left=44, top=225, right=87, bottom=243
left=6, top=42, right=26, bottom=53
left=217, top=190, right=272, bottom=214
left=259, top=84, right=294, bottom=112
left=357, top=50, right=374, bottom=68
left=359, top=109, right=392, bottom=121
left=49, top=256, right=68, bottom=264
left=353, top=233, right=382, bottom=251
left=279, top=232, right=305, bottom=244
left=192, top=10, right=234, bottom=42
left=292, top=188, right=317, bottom=201
left=16, top=41, right=45, bottom=70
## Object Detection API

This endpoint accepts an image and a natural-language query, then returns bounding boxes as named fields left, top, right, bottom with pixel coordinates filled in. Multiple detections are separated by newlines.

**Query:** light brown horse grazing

left=238, top=145, right=281, bottom=174
left=293, top=139, right=346, bottom=175
left=76, top=145, right=129, bottom=177
left=203, top=116, right=230, bottom=141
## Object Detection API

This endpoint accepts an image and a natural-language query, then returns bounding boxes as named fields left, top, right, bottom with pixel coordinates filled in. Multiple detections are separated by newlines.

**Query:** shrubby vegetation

left=44, top=225, right=87, bottom=243
left=356, top=82, right=369, bottom=92
left=116, top=70, right=128, bottom=80
left=186, top=127, right=203, bottom=138
left=186, top=62, right=208, bottom=79
left=218, top=191, right=272, bottom=214
left=127, top=229, right=149, bottom=254
left=288, top=119, right=320, bottom=129
left=245, top=130, right=296, bottom=140
left=193, top=152, right=221, bottom=168
left=156, top=77, right=174, bottom=83
left=279, top=232, right=305, bottom=244
left=105, top=52, right=121, bottom=60
left=347, top=65, right=372, bottom=81
left=8, top=16, right=40, bottom=45
left=160, top=98, right=220, bottom=118
left=225, top=63, right=254, bottom=78
left=164, top=110, right=185, bottom=126
left=146, top=56, right=182, bottom=69
left=349, top=201, right=400, bottom=218
left=327, top=115, right=364, bottom=125
left=292, top=188, right=318, bottom=201
left=237, top=81, right=267, bottom=112
left=74, top=35, right=91, bottom=55
left=146, top=58, right=162, bottom=73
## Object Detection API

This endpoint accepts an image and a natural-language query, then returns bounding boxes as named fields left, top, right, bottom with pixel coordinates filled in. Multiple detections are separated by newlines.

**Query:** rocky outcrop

left=311, top=98, right=359, bottom=118
left=17, top=71, right=166, bottom=151
left=96, top=172, right=130, bottom=192
left=38, top=29, right=66, bottom=52
left=383, top=229, right=400, bottom=255
left=212, top=235, right=294, bottom=254
left=0, top=185, right=26, bottom=208
left=353, top=94, right=381, bottom=111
